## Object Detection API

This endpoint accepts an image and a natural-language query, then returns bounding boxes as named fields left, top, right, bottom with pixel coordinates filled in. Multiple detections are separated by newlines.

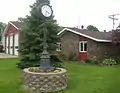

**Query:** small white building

left=2, top=21, right=21, bottom=56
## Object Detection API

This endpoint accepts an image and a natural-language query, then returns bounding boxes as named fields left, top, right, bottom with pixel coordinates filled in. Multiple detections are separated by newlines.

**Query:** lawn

left=0, top=59, right=120, bottom=93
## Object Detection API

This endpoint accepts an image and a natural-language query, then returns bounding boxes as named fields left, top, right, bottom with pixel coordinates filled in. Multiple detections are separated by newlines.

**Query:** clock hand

left=46, top=11, right=50, bottom=15
left=45, top=11, right=48, bottom=16
left=45, top=11, right=50, bottom=16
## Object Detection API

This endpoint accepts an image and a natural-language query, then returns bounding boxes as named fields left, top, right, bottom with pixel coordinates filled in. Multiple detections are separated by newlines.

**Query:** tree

left=87, top=25, right=99, bottom=32
left=112, top=25, right=120, bottom=49
left=17, top=0, right=62, bottom=69
left=18, top=17, right=25, bottom=22
left=0, top=22, right=6, bottom=41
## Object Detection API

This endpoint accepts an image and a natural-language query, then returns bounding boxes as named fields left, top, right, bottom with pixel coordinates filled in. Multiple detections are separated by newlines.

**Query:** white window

left=79, top=41, right=87, bottom=52
left=56, top=43, right=62, bottom=51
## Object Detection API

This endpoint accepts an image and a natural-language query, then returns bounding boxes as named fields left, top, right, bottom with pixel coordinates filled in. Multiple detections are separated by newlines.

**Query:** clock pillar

left=39, top=3, right=53, bottom=70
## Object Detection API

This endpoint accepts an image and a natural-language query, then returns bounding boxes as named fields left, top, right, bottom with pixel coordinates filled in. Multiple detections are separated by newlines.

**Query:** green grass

left=0, top=59, right=25, bottom=93
left=0, top=59, right=120, bottom=93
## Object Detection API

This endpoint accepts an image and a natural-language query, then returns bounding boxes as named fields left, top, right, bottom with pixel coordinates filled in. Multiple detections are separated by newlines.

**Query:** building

left=2, top=21, right=21, bottom=55
left=58, top=28, right=119, bottom=61
left=2, top=21, right=119, bottom=61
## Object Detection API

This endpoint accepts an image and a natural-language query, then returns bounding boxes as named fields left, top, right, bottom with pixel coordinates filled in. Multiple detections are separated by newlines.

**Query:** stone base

left=23, top=67, right=67, bottom=93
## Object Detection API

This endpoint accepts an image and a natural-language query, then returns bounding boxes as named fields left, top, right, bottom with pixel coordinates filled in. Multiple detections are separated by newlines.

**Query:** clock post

left=39, top=3, right=53, bottom=70
left=23, top=2, right=67, bottom=92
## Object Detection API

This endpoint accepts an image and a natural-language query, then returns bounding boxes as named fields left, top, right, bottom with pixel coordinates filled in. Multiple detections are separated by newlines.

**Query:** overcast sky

left=0, top=0, right=120, bottom=31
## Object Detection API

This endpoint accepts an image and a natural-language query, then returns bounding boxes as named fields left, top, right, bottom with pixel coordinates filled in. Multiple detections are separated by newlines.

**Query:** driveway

left=0, top=53, right=18, bottom=58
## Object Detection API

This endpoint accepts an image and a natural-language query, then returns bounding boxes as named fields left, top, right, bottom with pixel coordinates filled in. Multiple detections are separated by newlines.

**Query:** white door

left=10, top=36, right=13, bottom=55
left=6, top=36, right=8, bottom=54
left=14, top=33, right=19, bottom=55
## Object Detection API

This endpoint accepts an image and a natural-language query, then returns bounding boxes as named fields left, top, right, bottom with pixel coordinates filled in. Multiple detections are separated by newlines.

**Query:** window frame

left=15, top=46, right=18, bottom=49
left=56, top=43, right=62, bottom=51
left=79, top=41, right=87, bottom=52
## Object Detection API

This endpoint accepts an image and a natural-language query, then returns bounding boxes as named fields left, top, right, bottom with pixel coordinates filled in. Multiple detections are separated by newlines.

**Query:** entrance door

left=79, top=41, right=87, bottom=61
left=10, top=36, right=13, bottom=55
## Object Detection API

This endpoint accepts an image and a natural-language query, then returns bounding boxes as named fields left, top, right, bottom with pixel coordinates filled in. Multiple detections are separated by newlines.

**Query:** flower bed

left=23, top=67, right=67, bottom=93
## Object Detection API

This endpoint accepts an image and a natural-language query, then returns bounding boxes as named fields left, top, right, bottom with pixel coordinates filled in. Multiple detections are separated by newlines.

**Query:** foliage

left=111, top=28, right=120, bottom=54
left=112, top=29, right=120, bottom=46
left=85, top=56, right=99, bottom=64
left=0, top=45, right=4, bottom=52
left=50, top=54, right=63, bottom=68
left=0, top=22, right=6, bottom=41
left=102, top=58, right=117, bottom=66
left=29, top=67, right=61, bottom=73
left=110, top=56, right=120, bottom=64
left=87, top=25, right=99, bottom=32
left=57, top=51, right=67, bottom=60
left=85, top=58, right=99, bottom=64
left=17, top=0, right=62, bottom=69
left=17, top=54, right=63, bottom=69
left=68, top=52, right=77, bottom=61
left=85, top=59, right=93, bottom=64
left=17, top=60, right=39, bottom=69
left=17, top=17, right=25, bottom=22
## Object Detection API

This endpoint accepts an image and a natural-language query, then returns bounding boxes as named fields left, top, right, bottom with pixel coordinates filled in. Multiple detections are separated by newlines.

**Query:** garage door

left=10, top=36, right=13, bottom=55
left=6, top=37, right=8, bottom=54
left=14, top=34, right=18, bottom=55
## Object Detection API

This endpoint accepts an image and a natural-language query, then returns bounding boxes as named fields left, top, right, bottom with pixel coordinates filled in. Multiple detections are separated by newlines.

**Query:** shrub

left=102, top=58, right=117, bottom=66
left=0, top=45, right=4, bottom=52
left=17, top=54, right=63, bottom=69
left=85, top=56, right=99, bottom=64
left=110, top=56, right=120, bottom=64
left=68, top=52, right=77, bottom=61
left=17, top=61, right=39, bottom=69
left=57, top=51, right=67, bottom=60
left=50, top=54, right=63, bottom=68
left=85, top=59, right=92, bottom=64
left=85, top=58, right=99, bottom=64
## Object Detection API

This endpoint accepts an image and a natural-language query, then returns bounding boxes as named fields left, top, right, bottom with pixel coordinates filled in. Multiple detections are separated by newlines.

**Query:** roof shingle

left=70, top=28, right=112, bottom=41
left=10, top=21, right=22, bottom=29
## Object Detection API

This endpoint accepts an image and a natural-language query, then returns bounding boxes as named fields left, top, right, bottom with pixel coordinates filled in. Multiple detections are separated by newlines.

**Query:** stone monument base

left=23, top=67, right=67, bottom=93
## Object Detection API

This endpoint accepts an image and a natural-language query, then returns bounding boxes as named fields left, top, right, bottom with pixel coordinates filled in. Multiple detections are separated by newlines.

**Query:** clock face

left=41, top=5, right=52, bottom=17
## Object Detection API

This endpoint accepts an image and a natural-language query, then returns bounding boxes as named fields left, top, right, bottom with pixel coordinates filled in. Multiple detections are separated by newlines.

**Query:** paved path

left=0, top=53, right=18, bottom=58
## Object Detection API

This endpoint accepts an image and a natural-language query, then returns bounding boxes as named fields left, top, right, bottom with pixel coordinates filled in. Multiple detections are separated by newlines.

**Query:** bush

left=17, top=61, right=39, bottom=69
left=85, top=59, right=99, bottom=64
left=110, top=56, right=120, bottom=64
left=0, top=45, right=4, bottom=52
left=68, top=52, right=77, bottom=61
left=85, top=56, right=99, bottom=64
left=102, top=58, right=117, bottom=66
left=57, top=51, right=67, bottom=60
left=50, top=54, right=63, bottom=68
left=85, top=59, right=93, bottom=64
left=17, top=54, right=63, bottom=69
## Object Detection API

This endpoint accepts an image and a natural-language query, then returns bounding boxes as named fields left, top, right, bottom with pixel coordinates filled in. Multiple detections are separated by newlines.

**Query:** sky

left=0, top=0, right=120, bottom=31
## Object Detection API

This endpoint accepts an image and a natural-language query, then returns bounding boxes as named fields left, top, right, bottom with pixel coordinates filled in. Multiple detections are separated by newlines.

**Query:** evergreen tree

left=17, top=0, right=62, bottom=69
left=0, top=22, right=6, bottom=41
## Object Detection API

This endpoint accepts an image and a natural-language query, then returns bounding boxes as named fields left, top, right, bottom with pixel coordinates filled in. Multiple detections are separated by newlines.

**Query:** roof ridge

left=58, top=27, right=112, bottom=42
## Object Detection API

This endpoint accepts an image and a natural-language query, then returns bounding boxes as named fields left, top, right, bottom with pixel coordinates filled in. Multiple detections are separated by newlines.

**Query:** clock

left=41, top=4, right=53, bottom=17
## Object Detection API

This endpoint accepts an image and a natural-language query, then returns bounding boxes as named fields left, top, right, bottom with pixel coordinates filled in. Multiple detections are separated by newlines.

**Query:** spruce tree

left=17, top=0, right=62, bottom=69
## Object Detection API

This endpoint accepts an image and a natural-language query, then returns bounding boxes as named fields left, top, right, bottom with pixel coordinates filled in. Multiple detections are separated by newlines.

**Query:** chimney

left=81, top=25, right=84, bottom=29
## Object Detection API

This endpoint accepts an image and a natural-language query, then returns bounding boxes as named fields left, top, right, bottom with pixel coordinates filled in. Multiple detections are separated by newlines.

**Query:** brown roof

left=58, top=27, right=112, bottom=42
left=70, top=28, right=112, bottom=41
left=10, top=21, right=22, bottom=29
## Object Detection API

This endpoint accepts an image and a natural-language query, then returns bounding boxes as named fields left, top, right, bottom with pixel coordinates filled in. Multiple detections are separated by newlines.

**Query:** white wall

left=1, top=32, right=5, bottom=50
left=14, top=33, right=19, bottom=55
left=6, top=36, right=8, bottom=54
left=10, top=35, right=13, bottom=55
